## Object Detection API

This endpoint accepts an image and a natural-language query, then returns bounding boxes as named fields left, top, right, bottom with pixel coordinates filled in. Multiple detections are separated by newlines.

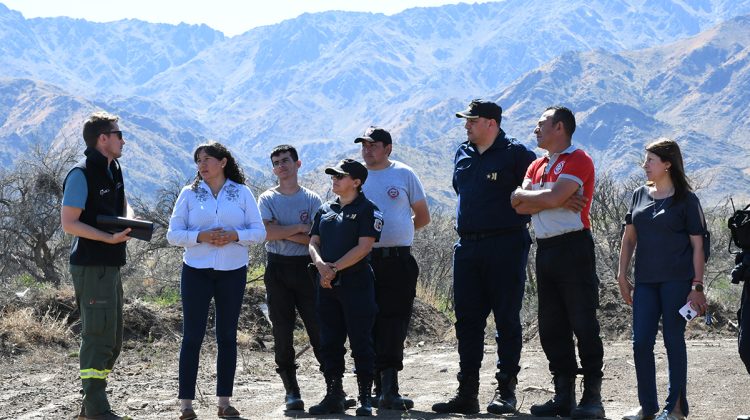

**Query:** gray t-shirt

left=625, top=186, right=705, bottom=284
left=362, top=160, right=426, bottom=247
left=258, top=186, right=322, bottom=256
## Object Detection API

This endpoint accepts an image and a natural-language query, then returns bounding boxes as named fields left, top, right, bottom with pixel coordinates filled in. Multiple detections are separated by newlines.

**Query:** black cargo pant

left=371, top=247, right=419, bottom=371
left=536, top=229, right=604, bottom=378
left=263, top=253, right=323, bottom=373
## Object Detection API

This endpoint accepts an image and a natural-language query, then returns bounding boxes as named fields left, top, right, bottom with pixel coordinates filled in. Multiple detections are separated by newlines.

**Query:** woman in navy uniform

left=308, top=159, right=383, bottom=417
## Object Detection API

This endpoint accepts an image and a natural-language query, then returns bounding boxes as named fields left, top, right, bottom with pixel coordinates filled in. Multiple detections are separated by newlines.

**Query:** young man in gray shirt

left=355, top=127, right=430, bottom=410
left=258, top=145, right=324, bottom=411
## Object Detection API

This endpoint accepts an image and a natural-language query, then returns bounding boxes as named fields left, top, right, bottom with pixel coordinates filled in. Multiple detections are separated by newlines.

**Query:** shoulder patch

left=373, top=210, right=384, bottom=232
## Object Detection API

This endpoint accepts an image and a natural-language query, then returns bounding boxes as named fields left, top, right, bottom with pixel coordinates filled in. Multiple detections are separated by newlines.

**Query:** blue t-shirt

left=62, top=169, right=88, bottom=209
left=625, top=186, right=705, bottom=283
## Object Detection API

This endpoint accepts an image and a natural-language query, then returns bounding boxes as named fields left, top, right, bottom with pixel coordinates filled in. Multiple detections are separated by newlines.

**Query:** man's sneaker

left=84, top=410, right=132, bottom=420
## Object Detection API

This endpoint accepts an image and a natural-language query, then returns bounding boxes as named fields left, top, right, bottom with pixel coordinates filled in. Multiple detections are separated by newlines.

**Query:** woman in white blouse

left=167, top=142, right=266, bottom=420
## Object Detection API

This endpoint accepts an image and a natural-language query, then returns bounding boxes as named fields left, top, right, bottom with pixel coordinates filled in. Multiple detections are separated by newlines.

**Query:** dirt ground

left=1, top=286, right=749, bottom=420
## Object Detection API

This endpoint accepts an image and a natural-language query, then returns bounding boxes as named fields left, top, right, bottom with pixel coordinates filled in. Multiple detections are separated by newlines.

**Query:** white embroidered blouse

left=167, top=179, right=266, bottom=271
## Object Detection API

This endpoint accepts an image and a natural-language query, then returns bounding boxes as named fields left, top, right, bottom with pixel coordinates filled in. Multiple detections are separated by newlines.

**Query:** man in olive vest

left=61, top=112, right=133, bottom=420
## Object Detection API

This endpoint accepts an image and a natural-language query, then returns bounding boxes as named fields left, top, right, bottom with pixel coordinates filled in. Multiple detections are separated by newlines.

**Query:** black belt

left=536, top=229, right=590, bottom=248
left=371, top=246, right=411, bottom=259
left=458, top=226, right=524, bottom=241
left=267, top=252, right=312, bottom=265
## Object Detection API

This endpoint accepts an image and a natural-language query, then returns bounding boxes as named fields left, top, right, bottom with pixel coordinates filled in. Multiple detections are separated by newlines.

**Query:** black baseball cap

left=354, top=126, right=392, bottom=145
left=455, top=99, right=502, bottom=123
left=325, top=159, right=368, bottom=184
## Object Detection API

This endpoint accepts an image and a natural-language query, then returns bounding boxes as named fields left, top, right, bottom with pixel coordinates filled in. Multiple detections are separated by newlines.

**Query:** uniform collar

left=466, top=129, right=510, bottom=153
left=333, top=192, right=367, bottom=208
left=84, top=146, right=120, bottom=173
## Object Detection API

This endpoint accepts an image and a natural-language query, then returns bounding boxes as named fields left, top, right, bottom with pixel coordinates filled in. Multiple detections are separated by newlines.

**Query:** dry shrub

left=0, top=306, right=72, bottom=354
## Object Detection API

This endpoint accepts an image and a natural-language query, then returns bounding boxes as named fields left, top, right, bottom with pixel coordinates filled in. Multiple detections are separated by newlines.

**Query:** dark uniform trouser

left=739, top=278, right=750, bottom=374
left=263, top=253, right=323, bottom=372
left=317, top=265, right=378, bottom=377
left=452, top=229, right=531, bottom=377
left=536, top=230, right=604, bottom=378
left=371, top=252, right=419, bottom=371
left=70, top=265, right=124, bottom=416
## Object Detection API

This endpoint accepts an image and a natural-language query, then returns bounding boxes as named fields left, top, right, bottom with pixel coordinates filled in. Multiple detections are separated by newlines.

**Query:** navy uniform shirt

left=311, top=193, right=383, bottom=263
left=453, top=129, right=536, bottom=234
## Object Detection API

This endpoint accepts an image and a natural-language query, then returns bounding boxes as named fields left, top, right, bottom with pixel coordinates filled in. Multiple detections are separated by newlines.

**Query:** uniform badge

left=387, top=187, right=399, bottom=199
left=486, top=172, right=498, bottom=181
left=299, top=211, right=310, bottom=224
left=373, top=210, right=384, bottom=232
left=553, top=161, right=565, bottom=175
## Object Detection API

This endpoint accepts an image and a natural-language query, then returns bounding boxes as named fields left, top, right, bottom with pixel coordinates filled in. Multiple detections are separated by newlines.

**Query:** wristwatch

left=691, top=283, right=704, bottom=292
left=331, top=264, right=338, bottom=273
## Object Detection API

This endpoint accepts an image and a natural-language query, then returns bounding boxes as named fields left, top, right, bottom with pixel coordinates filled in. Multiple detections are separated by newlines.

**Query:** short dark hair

left=270, top=144, right=299, bottom=162
left=546, top=106, right=576, bottom=137
left=82, top=112, right=119, bottom=148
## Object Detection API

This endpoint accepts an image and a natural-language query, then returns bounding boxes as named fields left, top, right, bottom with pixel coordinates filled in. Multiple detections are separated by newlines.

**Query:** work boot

left=370, top=369, right=382, bottom=406
left=487, top=371, right=517, bottom=415
left=308, top=374, right=345, bottom=415
left=355, top=374, right=374, bottom=417
left=530, top=374, right=576, bottom=417
left=431, top=372, right=480, bottom=414
left=379, top=368, right=414, bottom=410
left=571, top=375, right=605, bottom=419
left=279, top=369, right=304, bottom=411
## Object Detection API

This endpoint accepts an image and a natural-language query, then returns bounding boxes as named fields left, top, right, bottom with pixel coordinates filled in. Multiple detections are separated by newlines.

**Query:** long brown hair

left=645, top=138, right=692, bottom=203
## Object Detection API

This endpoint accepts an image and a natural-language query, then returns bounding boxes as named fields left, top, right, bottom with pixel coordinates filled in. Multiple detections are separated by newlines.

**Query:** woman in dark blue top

left=617, top=139, right=707, bottom=420
left=307, top=159, right=383, bottom=417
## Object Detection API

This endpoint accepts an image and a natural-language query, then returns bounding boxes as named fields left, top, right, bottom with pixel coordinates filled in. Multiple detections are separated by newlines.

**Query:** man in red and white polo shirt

left=511, top=106, right=605, bottom=419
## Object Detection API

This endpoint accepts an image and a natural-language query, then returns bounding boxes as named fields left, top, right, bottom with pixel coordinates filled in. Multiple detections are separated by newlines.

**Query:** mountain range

left=1, top=0, right=749, bottom=205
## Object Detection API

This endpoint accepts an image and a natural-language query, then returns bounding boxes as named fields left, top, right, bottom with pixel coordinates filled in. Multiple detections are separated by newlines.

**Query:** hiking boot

left=217, top=405, right=240, bottom=418
left=371, top=368, right=382, bottom=406
left=84, top=410, right=132, bottom=420
left=279, top=369, right=304, bottom=411
left=530, top=374, right=576, bottom=417
left=487, top=371, right=517, bottom=415
left=431, top=372, right=480, bottom=414
left=571, top=375, right=605, bottom=419
left=308, top=374, right=345, bottom=415
left=378, top=368, right=414, bottom=410
left=355, top=374, right=374, bottom=417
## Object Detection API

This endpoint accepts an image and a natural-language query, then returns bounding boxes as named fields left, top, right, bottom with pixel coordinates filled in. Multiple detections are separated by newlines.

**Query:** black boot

left=308, top=374, right=345, bottom=415
left=379, top=368, right=414, bottom=410
left=279, top=369, right=304, bottom=411
left=370, top=369, right=382, bottom=406
left=431, top=372, right=480, bottom=414
left=487, top=371, right=517, bottom=415
left=529, top=374, right=576, bottom=417
left=571, top=375, right=605, bottom=419
left=355, top=374, right=374, bottom=417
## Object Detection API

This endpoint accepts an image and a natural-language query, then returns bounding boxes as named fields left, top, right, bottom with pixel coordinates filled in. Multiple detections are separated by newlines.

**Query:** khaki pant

left=71, top=265, right=124, bottom=416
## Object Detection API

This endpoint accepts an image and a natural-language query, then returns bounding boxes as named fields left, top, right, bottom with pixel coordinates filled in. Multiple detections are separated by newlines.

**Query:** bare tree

left=0, top=143, right=80, bottom=286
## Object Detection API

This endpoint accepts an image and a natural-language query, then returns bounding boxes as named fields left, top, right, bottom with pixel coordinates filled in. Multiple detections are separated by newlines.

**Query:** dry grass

left=0, top=305, right=73, bottom=353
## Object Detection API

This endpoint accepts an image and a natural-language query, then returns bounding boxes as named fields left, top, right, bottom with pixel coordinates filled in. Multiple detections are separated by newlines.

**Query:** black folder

left=96, top=216, right=155, bottom=242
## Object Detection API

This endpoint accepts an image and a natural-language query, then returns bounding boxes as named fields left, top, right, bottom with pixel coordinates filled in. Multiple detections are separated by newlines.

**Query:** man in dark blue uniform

left=308, top=159, right=383, bottom=417
left=432, top=100, right=536, bottom=415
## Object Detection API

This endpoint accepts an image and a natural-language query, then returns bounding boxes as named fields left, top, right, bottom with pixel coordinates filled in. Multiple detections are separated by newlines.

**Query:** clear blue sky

left=2, top=0, right=472, bottom=36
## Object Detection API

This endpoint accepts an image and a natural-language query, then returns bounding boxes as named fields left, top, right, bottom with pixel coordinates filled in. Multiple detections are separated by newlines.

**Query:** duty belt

left=371, top=246, right=411, bottom=259
left=458, top=226, right=524, bottom=241
left=267, top=252, right=312, bottom=265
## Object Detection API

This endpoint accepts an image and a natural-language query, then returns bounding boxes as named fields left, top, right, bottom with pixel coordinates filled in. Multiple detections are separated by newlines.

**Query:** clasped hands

left=316, top=261, right=337, bottom=289
left=197, top=227, right=239, bottom=246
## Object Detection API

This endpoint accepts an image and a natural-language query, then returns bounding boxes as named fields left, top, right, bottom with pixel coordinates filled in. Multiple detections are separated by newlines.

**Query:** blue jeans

left=178, top=263, right=247, bottom=399
left=632, top=280, right=690, bottom=416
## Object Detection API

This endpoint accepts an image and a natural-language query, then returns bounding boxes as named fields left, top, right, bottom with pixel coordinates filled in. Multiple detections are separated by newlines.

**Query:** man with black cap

left=432, top=100, right=536, bottom=415
left=308, top=159, right=383, bottom=417
left=355, top=127, right=430, bottom=410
